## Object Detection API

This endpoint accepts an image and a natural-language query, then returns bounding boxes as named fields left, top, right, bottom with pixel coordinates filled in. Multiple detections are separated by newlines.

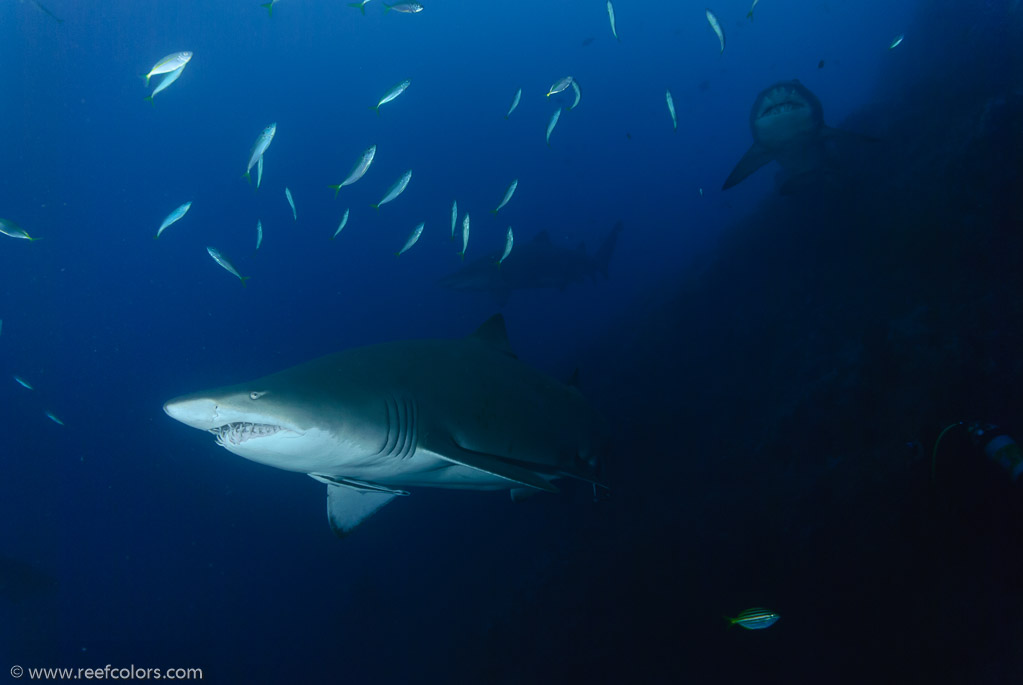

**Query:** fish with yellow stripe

left=726, top=607, right=779, bottom=630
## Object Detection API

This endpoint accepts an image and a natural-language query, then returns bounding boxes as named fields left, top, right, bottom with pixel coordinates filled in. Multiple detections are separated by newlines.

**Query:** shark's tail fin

left=592, top=220, right=623, bottom=279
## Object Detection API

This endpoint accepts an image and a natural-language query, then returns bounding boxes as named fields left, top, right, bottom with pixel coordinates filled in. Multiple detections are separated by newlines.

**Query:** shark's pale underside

left=164, top=315, right=608, bottom=537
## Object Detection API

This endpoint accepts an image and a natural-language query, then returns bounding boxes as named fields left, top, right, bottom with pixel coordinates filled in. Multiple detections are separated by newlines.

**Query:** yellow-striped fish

left=546, top=76, right=573, bottom=98
left=0, top=218, right=40, bottom=241
left=143, top=51, right=192, bottom=87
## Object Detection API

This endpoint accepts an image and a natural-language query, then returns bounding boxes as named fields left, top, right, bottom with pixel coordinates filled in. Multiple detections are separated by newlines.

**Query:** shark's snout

left=164, top=396, right=221, bottom=430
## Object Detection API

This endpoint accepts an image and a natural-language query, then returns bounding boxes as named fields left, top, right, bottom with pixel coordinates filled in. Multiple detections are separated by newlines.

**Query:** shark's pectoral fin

left=438, top=441, right=559, bottom=493
left=722, top=143, right=773, bottom=189
left=310, top=473, right=410, bottom=496
left=321, top=481, right=400, bottom=538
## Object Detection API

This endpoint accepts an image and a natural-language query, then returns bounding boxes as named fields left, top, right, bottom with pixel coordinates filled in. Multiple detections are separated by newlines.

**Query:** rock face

left=455, top=2, right=1023, bottom=683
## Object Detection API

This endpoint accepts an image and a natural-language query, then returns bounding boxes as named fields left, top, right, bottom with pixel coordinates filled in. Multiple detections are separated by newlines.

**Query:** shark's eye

left=249, top=391, right=267, bottom=400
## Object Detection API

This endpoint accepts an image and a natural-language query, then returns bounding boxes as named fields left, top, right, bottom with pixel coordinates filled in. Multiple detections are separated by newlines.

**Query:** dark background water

left=2, top=0, right=1022, bottom=682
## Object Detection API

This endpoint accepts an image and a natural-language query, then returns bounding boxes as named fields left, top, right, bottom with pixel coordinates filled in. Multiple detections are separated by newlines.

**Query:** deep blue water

left=2, top=0, right=1023, bottom=682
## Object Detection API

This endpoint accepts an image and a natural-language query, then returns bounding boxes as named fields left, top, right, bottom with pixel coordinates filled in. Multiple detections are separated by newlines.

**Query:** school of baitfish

left=4, top=0, right=880, bottom=286
left=1, top=0, right=908, bottom=288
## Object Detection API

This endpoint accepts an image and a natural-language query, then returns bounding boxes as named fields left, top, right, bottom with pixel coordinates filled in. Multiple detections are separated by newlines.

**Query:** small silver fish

left=256, top=156, right=264, bottom=189
left=546, top=76, right=573, bottom=97
left=348, top=0, right=373, bottom=14
left=285, top=187, right=297, bottom=220
left=45, top=410, right=64, bottom=426
left=372, top=80, right=411, bottom=113
left=546, top=108, right=562, bottom=146
left=330, top=145, right=377, bottom=196
left=0, top=218, right=40, bottom=241
left=492, top=179, right=518, bottom=214
left=332, top=209, right=350, bottom=240
left=384, top=2, right=423, bottom=13
left=747, top=0, right=760, bottom=20
left=143, top=51, right=192, bottom=87
left=145, top=63, right=186, bottom=104
left=256, top=220, right=263, bottom=250
left=396, top=222, right=424, bottom=256
left=706, top=9, right=725, bottom=54
left=245, top=123, right=277, bottom=180
left=727, top=608, right=779, bottom=630
left=569, top=81, right=581, bottom=110
left=666, top=89, right=677, bottom=130
left=889, top=33, right=904, bottom=49
left=371, top=170, right=412, bottom=209
left=607, top=0, right=619, bottom=41
left=155, top=201, right=192, bottom=238
left=498, top=226, right=514, bottom=265
left=206, top=247, right=250, bottom=286
left=506, top=88, right=522, bottom=119
left=14, top=375, right=33, bottom=390
left=450, top=200, right=458, bottom=239
left=458, top=213, right=470, bottom=259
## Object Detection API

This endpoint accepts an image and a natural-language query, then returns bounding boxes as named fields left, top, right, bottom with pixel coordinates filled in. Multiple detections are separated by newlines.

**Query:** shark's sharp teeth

left=209, top=421, right=283, bottom=447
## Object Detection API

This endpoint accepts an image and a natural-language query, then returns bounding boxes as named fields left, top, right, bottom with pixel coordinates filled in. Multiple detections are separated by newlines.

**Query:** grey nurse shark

left=723, top=79, right=870, bottom=192
left=439, top=221, right=622, bottom=306
left=164, top=315, right=608, bottom=537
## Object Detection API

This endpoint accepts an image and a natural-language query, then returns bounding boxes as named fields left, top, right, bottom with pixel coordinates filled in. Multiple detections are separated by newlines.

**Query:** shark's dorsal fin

left=532, top=230, right=551, bottom=244
left=471, top=314, right=516, bottom=358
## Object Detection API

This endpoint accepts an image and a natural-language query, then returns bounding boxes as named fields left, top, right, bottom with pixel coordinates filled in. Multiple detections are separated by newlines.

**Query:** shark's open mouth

left=760, top=99, right=806, bottom=118
left=211, top=422, right=284, bottom=446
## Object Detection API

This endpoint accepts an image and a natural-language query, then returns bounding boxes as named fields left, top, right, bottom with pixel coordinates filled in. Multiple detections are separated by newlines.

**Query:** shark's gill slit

left=380, top=397, right=399, bottom=457
left=382, top=395, right=416, bottom=460
left=396, top=396, right=417, bottom=460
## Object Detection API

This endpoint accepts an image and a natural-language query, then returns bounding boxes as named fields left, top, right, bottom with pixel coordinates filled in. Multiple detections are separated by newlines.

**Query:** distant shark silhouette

left=438, top=221, right=622, bottom=305
left=164, top=315, right=609, bottom=537
left=722, top=79, right=869, bottom=193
